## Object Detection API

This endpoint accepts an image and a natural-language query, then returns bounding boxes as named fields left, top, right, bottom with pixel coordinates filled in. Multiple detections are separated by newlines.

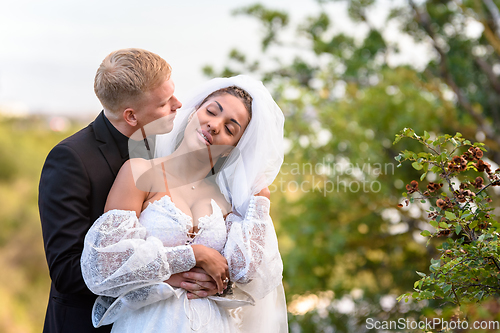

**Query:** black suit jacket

left=39, top=112, right=126, bottom=333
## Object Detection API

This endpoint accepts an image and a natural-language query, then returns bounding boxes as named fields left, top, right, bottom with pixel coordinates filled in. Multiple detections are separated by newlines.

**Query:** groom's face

left=133, top=77, right=182, bottom=135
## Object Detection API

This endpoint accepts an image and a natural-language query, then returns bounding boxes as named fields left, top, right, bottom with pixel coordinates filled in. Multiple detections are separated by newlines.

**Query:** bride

left=81, top=75, right=288, bottom=332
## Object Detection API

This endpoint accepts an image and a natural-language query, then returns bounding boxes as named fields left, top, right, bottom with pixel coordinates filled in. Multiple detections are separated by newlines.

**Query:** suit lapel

left=93, top=112, right=125, bottom=177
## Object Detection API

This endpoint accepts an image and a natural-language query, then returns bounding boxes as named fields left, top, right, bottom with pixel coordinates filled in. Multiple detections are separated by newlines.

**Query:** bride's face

left=184, top=93, right=250, bottom=153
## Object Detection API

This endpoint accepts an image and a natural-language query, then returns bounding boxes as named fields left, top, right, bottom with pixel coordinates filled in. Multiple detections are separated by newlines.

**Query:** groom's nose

left=171, top=96, right=182, bottom=111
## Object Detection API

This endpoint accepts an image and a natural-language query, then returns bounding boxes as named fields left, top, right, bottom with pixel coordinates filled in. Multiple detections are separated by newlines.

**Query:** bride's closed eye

left=206, top=109, right=235, bottom=135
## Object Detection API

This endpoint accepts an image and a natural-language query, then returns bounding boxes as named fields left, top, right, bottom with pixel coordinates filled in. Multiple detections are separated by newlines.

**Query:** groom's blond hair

left=94, top=48, right=172, bottom=113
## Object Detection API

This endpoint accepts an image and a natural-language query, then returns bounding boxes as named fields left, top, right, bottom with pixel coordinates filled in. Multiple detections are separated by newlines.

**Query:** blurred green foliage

left=0, top=115, right=81, bottom=333
left=205, top=0, right=500, bottom=331
left=4, top=0, right=500, bottom=332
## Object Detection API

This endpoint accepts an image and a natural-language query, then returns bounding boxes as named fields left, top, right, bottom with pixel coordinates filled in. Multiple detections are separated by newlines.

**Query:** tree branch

left=480, top=18, right=500, bottom=56
left=489, top=256, right=500, bottom=273
left=483, top=0, right=500, bottom=37
left=473, top=56, right=500, bottom=94
left=409, top=0, right=500, bottom=149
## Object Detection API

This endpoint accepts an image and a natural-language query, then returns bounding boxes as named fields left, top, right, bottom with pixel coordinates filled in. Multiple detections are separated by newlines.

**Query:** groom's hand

left=182, top=267, right=219, bottom=299
left=165, top=267, right=218, bottom=299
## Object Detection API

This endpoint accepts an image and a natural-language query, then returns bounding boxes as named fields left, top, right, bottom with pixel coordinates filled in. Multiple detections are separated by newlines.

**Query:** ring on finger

left=223, top=278, right=229, bottom=284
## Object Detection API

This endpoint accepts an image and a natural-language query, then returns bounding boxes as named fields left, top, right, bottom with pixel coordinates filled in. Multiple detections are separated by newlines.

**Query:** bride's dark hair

left=198, top=86, right=253, bottom=118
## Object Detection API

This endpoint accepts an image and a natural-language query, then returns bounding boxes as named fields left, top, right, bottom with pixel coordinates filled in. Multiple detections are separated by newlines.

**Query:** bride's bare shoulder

left=122, top=157, right=164, bottom=174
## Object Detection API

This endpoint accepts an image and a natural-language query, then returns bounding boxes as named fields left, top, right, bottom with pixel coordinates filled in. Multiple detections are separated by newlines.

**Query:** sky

left=0, top=0, right=435, bottom=118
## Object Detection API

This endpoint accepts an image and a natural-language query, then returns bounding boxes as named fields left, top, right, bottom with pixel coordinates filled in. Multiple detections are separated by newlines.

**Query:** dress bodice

left=139, top=195, right=227, bottom=253
left=81, top=195, right=284, bottom=331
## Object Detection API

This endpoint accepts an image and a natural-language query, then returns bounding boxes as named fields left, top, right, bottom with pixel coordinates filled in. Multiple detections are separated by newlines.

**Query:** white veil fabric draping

left=155, top=75, right=288, bottom=332
left=155, top=75, right=284, bottom=217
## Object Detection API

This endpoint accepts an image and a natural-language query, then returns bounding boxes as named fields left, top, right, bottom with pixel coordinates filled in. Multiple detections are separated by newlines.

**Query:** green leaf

left=403, top=151, right=413, bottom=159
left=439, top=222, right=449, bottom=228
left=420, top=172, right=427, bottom=181
left=416, top=271, right=426, bottom=277
left=420, top=291, right=433, bottom=298
left=421, top=230, right=431, bottom=237
left=404, top=128, right=415, bottom=137
left=445, top=211, right=457, bottom=220
left=455, top=224, right=462, bottom=235
left=430, top=258, right=440, bottom=265
left=431, top=166, right=441, bottom=173
left=412, top=161, right=423, bottom=170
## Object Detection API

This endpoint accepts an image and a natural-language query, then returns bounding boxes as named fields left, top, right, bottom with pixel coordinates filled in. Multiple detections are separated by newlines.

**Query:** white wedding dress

left=81, top=195, right=287, bottom=333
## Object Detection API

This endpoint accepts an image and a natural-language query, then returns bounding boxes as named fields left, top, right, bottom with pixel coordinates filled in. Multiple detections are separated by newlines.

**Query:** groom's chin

left=161, top=124, right=174, bottom=134
left=144, top=116, right=176, bottom=136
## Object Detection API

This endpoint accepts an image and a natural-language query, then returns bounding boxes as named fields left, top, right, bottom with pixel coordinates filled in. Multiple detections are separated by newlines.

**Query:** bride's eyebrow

left=213, top=100, right=241, bottom=128
left=214, top=101, right=223, bottom=112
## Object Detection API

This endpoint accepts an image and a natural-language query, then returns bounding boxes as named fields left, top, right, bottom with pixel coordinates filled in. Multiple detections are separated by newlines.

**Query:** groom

left=39, top=48, right=218, bottom=333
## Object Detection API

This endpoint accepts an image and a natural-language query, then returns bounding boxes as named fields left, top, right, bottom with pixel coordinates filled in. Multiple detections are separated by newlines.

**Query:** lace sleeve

left=223, top=196, right=283, bottom=300
left=81, top=209, right=196, bottom=297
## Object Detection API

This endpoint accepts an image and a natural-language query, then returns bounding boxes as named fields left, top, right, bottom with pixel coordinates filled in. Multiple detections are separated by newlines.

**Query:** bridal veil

left=155, top=75, right=287, bottom=332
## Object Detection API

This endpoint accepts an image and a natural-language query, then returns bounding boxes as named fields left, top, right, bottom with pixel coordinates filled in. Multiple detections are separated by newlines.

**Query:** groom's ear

left=123, top=108, right=138, bottom=127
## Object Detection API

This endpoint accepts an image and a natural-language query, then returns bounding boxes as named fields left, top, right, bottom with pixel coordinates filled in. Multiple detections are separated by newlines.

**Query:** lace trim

left=245, top=196, right=270, bottom=220
left=148, top=195, right=223, bottom=231
left=164, top=245, right=196, bottom=274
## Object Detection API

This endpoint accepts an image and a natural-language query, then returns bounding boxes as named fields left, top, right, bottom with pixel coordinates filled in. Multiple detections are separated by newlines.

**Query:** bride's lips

left=197, top=129, right=213, bottom=145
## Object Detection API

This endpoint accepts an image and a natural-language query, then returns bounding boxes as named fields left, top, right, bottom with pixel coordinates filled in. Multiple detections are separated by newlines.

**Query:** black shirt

left=102, top=112, right=156, bottom=161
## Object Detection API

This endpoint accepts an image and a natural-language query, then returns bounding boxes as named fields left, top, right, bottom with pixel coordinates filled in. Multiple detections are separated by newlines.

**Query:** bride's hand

left=191, top=244, right=229, bottom=294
